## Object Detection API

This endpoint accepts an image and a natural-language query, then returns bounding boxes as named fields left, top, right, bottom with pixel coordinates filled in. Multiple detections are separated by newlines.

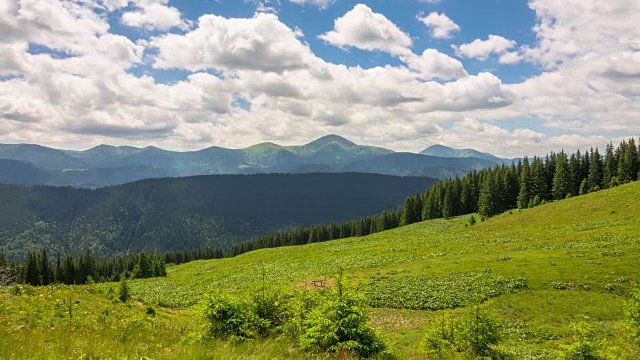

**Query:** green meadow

left=2, top=181, right=640, bottom=359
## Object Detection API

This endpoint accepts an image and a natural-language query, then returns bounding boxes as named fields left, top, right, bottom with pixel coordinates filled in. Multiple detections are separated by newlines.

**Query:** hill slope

left=0, top=173, right=434, bottom=259
left=1, top=182, right=639, bottom=358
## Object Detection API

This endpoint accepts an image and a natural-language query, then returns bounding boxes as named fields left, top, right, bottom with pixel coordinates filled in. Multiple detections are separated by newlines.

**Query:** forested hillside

left=0, top=173, right=434, bottom=260
left=230, top=138, right=640, bottom=255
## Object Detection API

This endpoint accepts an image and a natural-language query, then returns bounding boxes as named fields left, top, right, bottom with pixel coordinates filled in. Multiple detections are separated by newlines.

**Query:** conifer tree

left=517, top=157, right=532, bottom=209
left=39, top=249, right=53, bottom=286
left=587, top=147, right=603, bottom=191
left=478, top=172, right=498, bottom=217
left=25, top=252, right=40, bottom=286
left=603, top=142, right=616, bottom=188
left=133, top=251, right=153, bottom=279
left=552, top=151, right=571, bottom=200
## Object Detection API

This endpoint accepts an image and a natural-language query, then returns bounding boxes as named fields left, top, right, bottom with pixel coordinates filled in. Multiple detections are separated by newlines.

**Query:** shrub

left=297, top=282, right=391, bottom=357
left=456, top=305, right=503, bottom=356
left=421, top=305, right=504, bottom=358
left=468, top=215, right=477, bottom=226
left=421, top=313, right=455, bottom=357
left=145, top=304, right=156, bottom=316
left=199, top=293, right=267, bottom=342
left=557, top=316, right=600, bottom=359
left=625, top=288, right=640, bottom=344
left=118, top=276, right=131, bottom=303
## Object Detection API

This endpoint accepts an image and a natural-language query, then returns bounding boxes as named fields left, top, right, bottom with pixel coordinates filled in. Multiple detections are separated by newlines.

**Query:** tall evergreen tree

left=25, top=252, right=40, bottom=286
left=603, top=142, right=616, bottom=188
left=132, top=251, right=153, bottom=279
left=517, top=157, right=532, bottom=209
left=587, top=147, right=603, bottom=191
left=39, top=249, right=53, bottom=286
left=552, top=151, right=571, bottom=200
left=478, top=172, right=499, bottom=217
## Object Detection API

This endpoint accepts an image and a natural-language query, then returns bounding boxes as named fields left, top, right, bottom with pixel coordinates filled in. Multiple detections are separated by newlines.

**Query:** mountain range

left=0, top=135, right=509, bottom=188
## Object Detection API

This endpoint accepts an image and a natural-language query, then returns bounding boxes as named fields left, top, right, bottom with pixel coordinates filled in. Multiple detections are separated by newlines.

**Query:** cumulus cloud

left=453, top=35, right=520, bottom=64
left=121, top=0, right=189, bottom=31
left=0, top=0, right=639, bottom=157
left=402, top=49, right=468, bottom=81
left=417, top=12, right=460, bottom=39
left=319, top=4, right=412, bottom=56
left=150, top=13, right=315, bottom=73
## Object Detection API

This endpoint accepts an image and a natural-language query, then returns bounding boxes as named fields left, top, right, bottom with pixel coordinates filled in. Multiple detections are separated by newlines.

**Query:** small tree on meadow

left=118, top=275, right=131, bottom=303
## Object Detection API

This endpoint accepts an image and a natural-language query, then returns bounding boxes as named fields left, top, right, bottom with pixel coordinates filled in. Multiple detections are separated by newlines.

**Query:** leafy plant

left=297, top=271, right=391, bottom=358
left=421, top=304, right=504, bottom=358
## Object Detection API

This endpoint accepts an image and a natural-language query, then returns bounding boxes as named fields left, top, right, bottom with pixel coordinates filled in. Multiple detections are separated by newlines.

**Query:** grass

left=2, top=181, right=640, bottom=358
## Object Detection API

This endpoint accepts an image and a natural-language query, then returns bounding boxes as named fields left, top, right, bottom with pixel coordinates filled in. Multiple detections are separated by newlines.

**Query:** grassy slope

left=1, top=181, right=639, bottom=359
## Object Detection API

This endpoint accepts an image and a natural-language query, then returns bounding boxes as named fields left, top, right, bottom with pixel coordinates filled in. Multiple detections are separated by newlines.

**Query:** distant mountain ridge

left=0, top=135, right=504, bottom=188
left=420, top=144, right=512, bottom=164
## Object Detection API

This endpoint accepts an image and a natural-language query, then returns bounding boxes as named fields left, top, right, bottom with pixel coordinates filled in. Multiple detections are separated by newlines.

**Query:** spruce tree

left=25, top=252, right=40, bottom=286
left=603, top=142, right=616, bottom=188
left=478, top=172, right=498, bottom=217
left=552, top=151, right=571, bottom=200
left=40, top=249, right=53, bottom=286
left=587, top=147, right=603, bottom=191
left=118, top=275, right=130, bottom=302
left=133, top=251, right=153, bottom=279
left=517, top=157, right=532, bottom=209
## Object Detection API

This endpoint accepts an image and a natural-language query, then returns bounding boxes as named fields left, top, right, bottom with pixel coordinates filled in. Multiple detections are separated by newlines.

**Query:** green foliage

left=422, top=305, right=504, bottom=358
left=468, top=214, right=477, bottom=226
left=363, top=273, right=527, bottom=310
left=421, top=313, right=456, bottom=357
left=197, top=273, right=391, bottom=357
left=557, top=316, right=601, bottom=360
left=296, top=273, right=391, bottom=358
left=117, top=276, right=131, bottom=303
left=624, top=288, right=640, bottom=344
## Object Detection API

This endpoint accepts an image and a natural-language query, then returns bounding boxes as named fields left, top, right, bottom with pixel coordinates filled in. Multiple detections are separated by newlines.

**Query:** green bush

left=297, top=273, right=391, bottom=358
left=625, top=288, right=640, bottom=344
left=198, top=272, right=391, bottom=357
left=199, top=293, right=268, bottom=342
left=421, top=305, right=504, bottom=358
left=558, top=316, right=620, bottom=359
left=421, top=313, right=455, bottom=357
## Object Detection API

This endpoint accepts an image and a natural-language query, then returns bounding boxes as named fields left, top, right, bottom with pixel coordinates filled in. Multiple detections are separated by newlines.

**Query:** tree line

left=1, top=246, right=224, bottom=286
left=230, top=138, right=640, bottom=256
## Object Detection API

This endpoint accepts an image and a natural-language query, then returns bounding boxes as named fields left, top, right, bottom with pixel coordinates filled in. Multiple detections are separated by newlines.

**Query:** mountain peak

left=306, top=135, right=356, bottom=148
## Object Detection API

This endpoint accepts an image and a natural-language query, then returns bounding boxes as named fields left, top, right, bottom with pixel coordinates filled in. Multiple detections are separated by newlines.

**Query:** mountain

left=0, top=143, right=86, bottom=169
left=0, top=136, right=499, bottom=187
left=0, top=173, right=434, bottom=260
left=420, top=144, right=510, bottom=164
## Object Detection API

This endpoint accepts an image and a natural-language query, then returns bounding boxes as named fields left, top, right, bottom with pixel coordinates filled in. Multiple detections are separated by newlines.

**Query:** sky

left=0, top=0, right=639, bottom=157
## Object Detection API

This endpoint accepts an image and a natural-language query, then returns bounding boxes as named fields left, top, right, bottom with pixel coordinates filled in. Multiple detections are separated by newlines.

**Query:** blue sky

left=0, top=0, right=638, bottom=157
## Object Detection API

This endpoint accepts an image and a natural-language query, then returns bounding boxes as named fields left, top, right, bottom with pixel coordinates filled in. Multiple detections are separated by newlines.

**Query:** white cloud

left=1, top=0, right=639, bottom=158
left=417, top=12, right=460, bottom=39
left=453, top=35, right=520, bottom=64
left=289, top=0, right=335, bottom=9
left=402, top=49, right=468, bottom=81
left=150, top=13, right=315, bottom=73
left=121, top=0, right=189, bottom=31
left=319, top=4, right=412, bottom=56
